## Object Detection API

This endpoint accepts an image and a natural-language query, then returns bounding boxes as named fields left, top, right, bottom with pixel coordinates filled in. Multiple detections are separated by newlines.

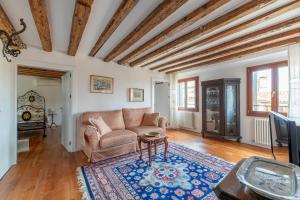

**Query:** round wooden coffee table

left=138, top=134, right=168, bottom=166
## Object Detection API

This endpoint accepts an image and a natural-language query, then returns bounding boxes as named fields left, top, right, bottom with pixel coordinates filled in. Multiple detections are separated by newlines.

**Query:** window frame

left=177, top=76, right=199, bottom=112
left=247, top=60, right=288, bottom=117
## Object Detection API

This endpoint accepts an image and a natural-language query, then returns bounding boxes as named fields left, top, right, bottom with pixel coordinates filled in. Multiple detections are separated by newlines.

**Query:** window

left=177, top=77, right=199, bottom=112
left=247, top=61, right=289, bottom=117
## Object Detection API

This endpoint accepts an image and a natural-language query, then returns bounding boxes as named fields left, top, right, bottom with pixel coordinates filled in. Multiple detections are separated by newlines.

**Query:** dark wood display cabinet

left=201, top=78, right=241, bottom=141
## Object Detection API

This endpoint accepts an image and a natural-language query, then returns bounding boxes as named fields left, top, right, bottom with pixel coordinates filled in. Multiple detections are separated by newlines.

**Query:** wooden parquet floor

left=0, top=128, right=288, bottom=199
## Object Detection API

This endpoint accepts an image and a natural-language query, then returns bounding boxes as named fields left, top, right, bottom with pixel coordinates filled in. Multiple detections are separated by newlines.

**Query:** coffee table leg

left=138, top=137, right=142, bottom=160
left=154, top=143, right=157, bottom=155
left=164, top=137, right=168, bottom=161
left=148, top=142, right=152, bottom=166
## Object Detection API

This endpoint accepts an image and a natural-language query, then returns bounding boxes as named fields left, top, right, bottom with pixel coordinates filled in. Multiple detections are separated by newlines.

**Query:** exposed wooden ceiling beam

left=68, top=0, right=94, bottom=56
left=28, top=0, right=52, bottom=52
left=0, top=4, right=23, bottom=47
left=140, top=0, right=300, bottom=68
left=103, top=0, right=188, bottom=62
left=160, top=28, right=300, bottom=72
left=89, top=0, right=139, bottom=57
left=18, top=66, right=66, bottom=79
left=129, top=0, right=277, bottom=67
left=117, top=0, right=229, bottom=65
left=19, top=72, right=64, bottom=78
left=166, top=35, right=300, bottom=74
left=151, top=16, right=300, bottom=70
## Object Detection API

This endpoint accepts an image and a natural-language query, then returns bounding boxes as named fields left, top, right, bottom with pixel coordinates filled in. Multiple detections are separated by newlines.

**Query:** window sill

left=247, top=111, right=269, bottom=118
left=178, top=108, right=199, bottom=112
left=247, top=111, right=287, bottom=117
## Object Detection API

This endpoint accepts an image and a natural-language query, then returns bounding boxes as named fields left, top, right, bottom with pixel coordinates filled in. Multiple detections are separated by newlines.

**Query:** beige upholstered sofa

left=79, top=107, right=167, bottom=162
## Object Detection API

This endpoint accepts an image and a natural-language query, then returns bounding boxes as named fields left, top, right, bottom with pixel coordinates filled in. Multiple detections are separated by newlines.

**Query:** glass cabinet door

left=225, top=85, right=237, bottom=135
left=206, top=86, right=221, bottom=134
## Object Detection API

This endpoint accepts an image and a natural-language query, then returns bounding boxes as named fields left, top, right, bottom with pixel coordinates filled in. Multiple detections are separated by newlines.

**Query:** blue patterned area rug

left=77, top=143, right=234, bottom=200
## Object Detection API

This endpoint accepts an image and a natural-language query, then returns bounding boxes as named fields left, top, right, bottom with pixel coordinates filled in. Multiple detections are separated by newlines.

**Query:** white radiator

left=254, top=118, right=271, bottom=146
left=178, top=112, right=195, bottom=129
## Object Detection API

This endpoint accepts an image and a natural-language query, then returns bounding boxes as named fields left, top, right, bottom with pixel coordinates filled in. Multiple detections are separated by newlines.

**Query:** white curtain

left=169, top=73, right=178, bottom=128
left=288, top=43, right=300, bottom=125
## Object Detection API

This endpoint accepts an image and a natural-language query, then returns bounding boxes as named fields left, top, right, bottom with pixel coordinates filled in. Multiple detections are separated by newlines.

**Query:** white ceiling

left=0, top=0, right=298, bottom=72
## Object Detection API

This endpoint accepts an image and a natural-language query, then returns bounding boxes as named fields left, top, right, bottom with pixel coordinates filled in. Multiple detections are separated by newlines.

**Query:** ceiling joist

left=89, top=0, right=139, bottom=57
left=68, top=0, right=94, bottom=56
left=18, top=66, right=66, bottom=79
left=146, top=0, right=300, bottom=69
left=151, top=16, right=300, bottom=70
left=117, top=0, right=230, bottom=65
left=28, top=0, right=52, bottom=52
left=166, top=35, right=300, bottom=74
left=103, top=0, right=188, bottom=62
left=129, top=0, right=276, bottom=67
left=160, top=28, right=300, bottom=72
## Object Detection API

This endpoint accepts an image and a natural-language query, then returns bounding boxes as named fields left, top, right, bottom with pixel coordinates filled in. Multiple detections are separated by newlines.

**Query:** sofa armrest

left=158, top=117, right=167, bottom=130
left=84, top=125, right=101, bottom=151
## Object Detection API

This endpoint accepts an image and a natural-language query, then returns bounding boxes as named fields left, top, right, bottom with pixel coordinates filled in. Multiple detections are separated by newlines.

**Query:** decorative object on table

left=0, top=18, right=27, bottom=62
left=47, top=109, right=57, bottom=128
left=138, top=134, right=168, bottom=166
left=236, top=156, right=300, bottom=200
left=129, top=88, right=144, bottom=102
left=77, top=142, right=234, bottom=200
left=144, top=132, right=160, bottom=137
left=214, top=159, right=263, bottom=200
left=201, top=78, right=241, bottom=141
left=90, top=75, right=113, bottom=93
left=17, top=90, right=47, bottom=138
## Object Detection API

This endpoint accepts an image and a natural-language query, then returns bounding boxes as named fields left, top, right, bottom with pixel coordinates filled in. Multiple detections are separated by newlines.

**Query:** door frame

left=151, top=77, right=169, bottom=109
left=151, top=78, right=170, bottom=126
left=13, top=60, right=78, bottom=165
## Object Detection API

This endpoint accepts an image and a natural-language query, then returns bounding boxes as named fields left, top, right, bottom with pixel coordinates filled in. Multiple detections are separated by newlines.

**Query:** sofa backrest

left=122, top=107, right=152, bottom=128
left=80, top=109, right=125, bottom=130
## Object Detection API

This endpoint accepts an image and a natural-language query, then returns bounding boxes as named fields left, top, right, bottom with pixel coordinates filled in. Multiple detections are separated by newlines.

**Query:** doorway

left=16, top=66, right=71, bottom=159
left=154, top=81, right=170, bottom=126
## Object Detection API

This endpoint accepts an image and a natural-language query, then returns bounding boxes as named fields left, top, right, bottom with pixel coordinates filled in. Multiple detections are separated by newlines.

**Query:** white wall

left=76, top=57, right=165, bottom=113
left=17, top=75, right=63, bottom=125
left=174, top=49, right=288, bottom=145
left=0, top=59, right=17, bottom=178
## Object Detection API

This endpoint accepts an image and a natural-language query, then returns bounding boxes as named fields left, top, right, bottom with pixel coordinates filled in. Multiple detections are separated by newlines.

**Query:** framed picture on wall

left=90, top=75, right=113, bottom=94
left=129, top=88, right=144, bottom=102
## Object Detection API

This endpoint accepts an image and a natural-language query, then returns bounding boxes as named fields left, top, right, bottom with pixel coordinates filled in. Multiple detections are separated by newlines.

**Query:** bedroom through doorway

left=16, top=66, right=71, bottom=161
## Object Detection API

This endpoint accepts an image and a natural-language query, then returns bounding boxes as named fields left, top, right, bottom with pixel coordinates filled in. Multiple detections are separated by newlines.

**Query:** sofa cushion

left=128, top=126, right=164, bottom=136
left=89, top=116, right=112, bottom=135
left=100, top=130, right=137, bottom=149
left=81, top=110, right=125, bottom=130
left=142, top=113, right=159, bottom=126
left=123, top=107, right=152, bottom=128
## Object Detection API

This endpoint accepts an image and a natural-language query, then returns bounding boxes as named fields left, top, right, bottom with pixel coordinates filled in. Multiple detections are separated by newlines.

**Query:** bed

left=17, top=90, right=47, bottom=138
